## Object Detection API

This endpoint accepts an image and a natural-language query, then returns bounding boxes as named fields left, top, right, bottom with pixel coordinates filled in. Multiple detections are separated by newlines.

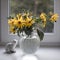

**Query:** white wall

left=0, top=0, right=1, bottom=41
left=1, top=0, right=60, bottom=46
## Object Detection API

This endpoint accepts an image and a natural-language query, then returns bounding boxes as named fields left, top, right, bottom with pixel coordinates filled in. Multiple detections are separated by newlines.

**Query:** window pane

left=9, top=0, right=54, bottom=33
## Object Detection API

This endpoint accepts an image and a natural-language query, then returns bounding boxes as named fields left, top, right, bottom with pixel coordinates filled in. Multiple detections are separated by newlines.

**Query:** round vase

left=20, top=32, right=40, bottom=54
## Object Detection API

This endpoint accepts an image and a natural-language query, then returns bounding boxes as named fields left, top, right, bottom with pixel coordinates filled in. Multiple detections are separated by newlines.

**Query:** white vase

left=20, top=31, right=40, bottom=54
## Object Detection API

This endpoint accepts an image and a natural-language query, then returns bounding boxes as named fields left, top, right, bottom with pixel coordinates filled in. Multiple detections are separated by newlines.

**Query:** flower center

left=18, top=21, right=21, bottom=24
left=29, top=21, right=31, bottom=23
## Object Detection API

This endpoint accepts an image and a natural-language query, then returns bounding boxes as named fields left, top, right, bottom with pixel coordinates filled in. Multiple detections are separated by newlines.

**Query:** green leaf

left=24, top=26, right=33, bottom=36
left=17, top=29, right=20, bottom=37
left=37, top=29, right=44, bottom=41
left=7, top=16, right=14, bottom=19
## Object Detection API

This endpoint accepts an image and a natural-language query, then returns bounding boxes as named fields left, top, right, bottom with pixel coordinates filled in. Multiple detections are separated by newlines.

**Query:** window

left=1, top=0, right=59, bottom=45
left=9, top=0, right=54, bottom=33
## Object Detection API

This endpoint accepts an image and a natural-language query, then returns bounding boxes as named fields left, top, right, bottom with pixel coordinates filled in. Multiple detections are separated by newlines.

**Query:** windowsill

left=44, top=33, right=54, bottom=35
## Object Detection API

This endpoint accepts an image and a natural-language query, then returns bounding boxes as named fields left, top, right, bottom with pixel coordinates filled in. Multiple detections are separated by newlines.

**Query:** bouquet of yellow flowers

left=8, top=11, right=58, bottom=41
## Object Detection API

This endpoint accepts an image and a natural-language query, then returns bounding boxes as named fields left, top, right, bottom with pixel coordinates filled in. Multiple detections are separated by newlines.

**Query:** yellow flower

left=25, top=17, right=35, bottom=27
left=15, top=19, right=24, bottom=28
left=8, top=19, right=15, bottom=26
left=9, top=26, right=16, bottom=34
left=43, top=18, right=46, bottom=22
left=43, top=21, right=46, bottom=27
left=13, top=15, right=25, bottom=28
left=40, top=13, right=46, bottom=22
left=8, top=17, right=18, bottom=27
left=50, top=14, right=59, bottom=22
left=8, top=19, right=12, bottom=24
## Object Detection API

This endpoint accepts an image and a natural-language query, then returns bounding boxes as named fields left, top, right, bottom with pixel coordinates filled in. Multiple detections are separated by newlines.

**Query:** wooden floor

left=0, top=47, right=60, bottom=60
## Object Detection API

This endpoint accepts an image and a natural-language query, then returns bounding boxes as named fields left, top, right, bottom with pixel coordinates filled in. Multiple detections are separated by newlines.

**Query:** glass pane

left=9, top=0, right=54, bottom=33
